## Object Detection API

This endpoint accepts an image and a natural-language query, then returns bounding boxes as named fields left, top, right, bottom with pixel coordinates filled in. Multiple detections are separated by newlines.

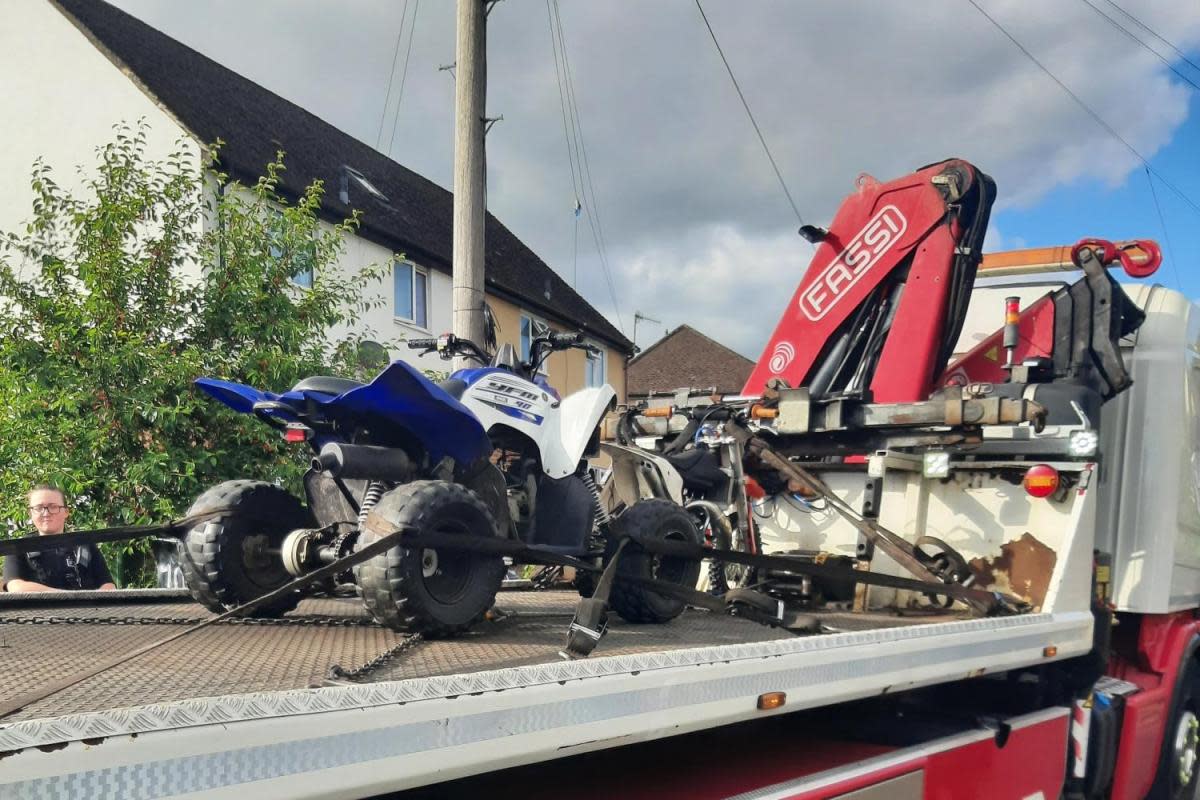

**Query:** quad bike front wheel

left=609, top=498, right=703, bottom=624
left=354, top=480, right=505, bottom=636
left=180, top=480, right=311, bottom=617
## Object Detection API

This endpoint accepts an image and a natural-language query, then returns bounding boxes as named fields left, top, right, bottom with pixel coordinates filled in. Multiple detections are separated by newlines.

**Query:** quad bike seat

left=437, top=377, right=468, bottom=400
left=291, top=376, right=365, bottom=396
left=663, top=448, right=727, bottom=493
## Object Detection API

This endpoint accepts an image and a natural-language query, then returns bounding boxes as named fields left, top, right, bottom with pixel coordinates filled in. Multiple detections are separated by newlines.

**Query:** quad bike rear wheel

left=354, top=480, right=505, bottom=636
left=609, top=498, right=703, bottom=624
left=180, top=480, right=311, bottom=617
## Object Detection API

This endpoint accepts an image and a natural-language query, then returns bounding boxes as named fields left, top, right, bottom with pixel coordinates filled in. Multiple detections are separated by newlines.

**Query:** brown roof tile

left=628, top=325, right=755, bottom=397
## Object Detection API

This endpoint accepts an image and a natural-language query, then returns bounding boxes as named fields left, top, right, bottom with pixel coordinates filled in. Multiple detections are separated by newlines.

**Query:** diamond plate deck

left=0, top=590, right=810, bottom=722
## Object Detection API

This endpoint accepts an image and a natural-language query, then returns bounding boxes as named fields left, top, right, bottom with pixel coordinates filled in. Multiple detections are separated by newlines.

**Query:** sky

left=107, top=0, right=1200, bottom=360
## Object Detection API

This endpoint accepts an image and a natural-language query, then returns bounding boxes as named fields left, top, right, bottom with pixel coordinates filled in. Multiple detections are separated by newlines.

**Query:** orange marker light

left=1023, top=464, right=1060, bottom=498
left=757, top=692, right=786, bottom=710
left=642, top=406, right=673, bottom=418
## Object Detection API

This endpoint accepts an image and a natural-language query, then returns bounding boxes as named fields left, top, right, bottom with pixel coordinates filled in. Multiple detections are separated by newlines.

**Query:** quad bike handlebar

left=409, top=330, right=600, bottom=377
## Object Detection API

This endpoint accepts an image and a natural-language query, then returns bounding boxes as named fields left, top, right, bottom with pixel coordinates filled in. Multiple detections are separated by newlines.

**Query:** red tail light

left=1023, top=464, right=1059, bottom=498
left=284, top=424, right=311, bottom=443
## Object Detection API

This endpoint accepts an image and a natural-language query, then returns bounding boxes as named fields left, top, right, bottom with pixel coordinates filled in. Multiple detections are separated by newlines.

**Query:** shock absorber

left=580, top=472, right=611, bottom=528
left=357, top=481, right=385, bottom=528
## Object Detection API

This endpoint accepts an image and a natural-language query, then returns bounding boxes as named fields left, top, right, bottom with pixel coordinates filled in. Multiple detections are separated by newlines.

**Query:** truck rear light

left=1068, top=430, right=1099, bottom=457
left=923, top=451, right=951, bottom=478
left=1023, top=464, right=1060, bottom=498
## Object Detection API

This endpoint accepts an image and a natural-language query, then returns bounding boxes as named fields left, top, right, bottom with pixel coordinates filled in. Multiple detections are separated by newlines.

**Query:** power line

left=693, top=0, right=806, bottom=227
left=1076, top=0, right=1200, bottom=93
left=374, top=1, right=409, bottom=151
left=965, top=0, right=1200, bottom=221
left=386, top=0, right=421, bottom=158
left=1144, top=167, right=1183, bottom=292
left=554, top=3, right=615, bottom=281
left=549, top=0, right=627, bottom=334
left=545, top=0, right=581, bottom=204
left=1102, top=0, right=1200, bottom=76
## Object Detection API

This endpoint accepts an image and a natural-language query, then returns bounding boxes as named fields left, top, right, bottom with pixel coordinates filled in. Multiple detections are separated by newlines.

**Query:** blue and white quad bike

left=181, top=329, right=701, bottom=636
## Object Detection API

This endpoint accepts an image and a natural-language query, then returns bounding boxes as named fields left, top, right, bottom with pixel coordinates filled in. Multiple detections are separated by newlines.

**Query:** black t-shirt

left=2, top=541, right=114, bottom=591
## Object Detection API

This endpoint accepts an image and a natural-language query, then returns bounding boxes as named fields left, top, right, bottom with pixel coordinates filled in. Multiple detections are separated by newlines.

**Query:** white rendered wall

left=0, top=0, right=204, bottom=280
left=323, top=224, right=452, bottom=375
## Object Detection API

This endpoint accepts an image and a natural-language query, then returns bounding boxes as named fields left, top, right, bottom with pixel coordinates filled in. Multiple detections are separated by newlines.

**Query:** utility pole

left=452, top=0, right=487, bottom=369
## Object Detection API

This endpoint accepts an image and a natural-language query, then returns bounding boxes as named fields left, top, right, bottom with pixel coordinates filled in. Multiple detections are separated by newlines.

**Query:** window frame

left=393, top=259, right=430, bottom=330
left=584, top=340, right=607, bottom=388
left=519, top=312, right=551, bottom=374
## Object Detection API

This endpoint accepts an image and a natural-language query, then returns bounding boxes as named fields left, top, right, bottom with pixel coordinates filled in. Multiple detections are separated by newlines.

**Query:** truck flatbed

left=0, top=587, right=1089, bottom=799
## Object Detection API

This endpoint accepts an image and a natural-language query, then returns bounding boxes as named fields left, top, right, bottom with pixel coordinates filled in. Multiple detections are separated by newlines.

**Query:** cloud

left=620, top=225, right=816, bottom=358
left=109, top=0, right=1200, bottom=358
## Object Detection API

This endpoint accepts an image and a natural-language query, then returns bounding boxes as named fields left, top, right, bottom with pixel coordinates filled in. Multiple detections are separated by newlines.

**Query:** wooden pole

left=452, top=0, right=487, bottom=369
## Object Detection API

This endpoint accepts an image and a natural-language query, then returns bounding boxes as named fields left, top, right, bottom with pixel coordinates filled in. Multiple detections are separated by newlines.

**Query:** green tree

left=0, top=123, right=390, bottom=582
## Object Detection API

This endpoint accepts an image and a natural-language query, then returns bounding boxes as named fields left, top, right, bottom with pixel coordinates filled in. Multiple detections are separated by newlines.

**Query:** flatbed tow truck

left=4, top=160, right=1200, bottom=800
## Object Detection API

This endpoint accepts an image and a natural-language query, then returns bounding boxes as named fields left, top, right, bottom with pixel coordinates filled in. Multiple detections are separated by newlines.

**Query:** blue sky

left=994, top=72, right=1200, bottom=298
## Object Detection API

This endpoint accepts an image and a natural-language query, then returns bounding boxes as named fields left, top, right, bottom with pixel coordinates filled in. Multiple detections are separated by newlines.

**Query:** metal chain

left=327, top=633, right=424, bottom=681
left=0, top=614, right=381, bottom=627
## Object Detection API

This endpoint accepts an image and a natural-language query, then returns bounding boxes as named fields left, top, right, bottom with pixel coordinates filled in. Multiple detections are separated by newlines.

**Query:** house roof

left=627, top=325, right=755, bottom=397
left=52, top=0, right=632, bottom=353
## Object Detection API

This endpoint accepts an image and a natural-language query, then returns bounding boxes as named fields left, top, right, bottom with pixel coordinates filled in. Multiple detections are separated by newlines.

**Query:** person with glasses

left=2, top=484, right=116, bottom=592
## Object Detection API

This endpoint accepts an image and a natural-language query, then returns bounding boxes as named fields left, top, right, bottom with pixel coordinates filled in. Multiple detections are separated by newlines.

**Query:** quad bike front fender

left=546, top=385, right=617, bottom=478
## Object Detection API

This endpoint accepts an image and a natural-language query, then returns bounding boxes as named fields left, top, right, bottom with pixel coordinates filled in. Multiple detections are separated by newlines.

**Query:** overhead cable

left=1102, top=0, right=1200, bottom=76
left=545, top=0, right=581, bottom=204
left=1076, top=0, right=1200, bottom=92
left=694, top=0, right=806, bottom=227
left=386, top=0, right=421, bottom=158
left=374, top=1, right=409, bottom=151
left=1144, top=167, right=1184, bottom=292
left=549, top=0, right=628, bottom=334
left=965, top=0, right=1200, bottom=220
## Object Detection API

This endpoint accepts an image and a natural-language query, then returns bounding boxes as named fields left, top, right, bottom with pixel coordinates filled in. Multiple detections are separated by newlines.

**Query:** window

left=291, top=261, right=314, bottom=289
left=520, top=313, right=550, bottom=363
left=585, top=343, right=606, bottom=388
left=394, top=260, right=428, bottom=328
left=268, top=209, right=314, bottom=288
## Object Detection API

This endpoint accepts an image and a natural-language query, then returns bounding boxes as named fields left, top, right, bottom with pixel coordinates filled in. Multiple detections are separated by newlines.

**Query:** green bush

left=0, top=123, right=392, bottom=585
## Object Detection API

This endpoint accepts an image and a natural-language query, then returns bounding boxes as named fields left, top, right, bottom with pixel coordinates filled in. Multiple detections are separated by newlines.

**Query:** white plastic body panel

left=1094, top=285, right=1200, bottom=612
left=459, top=371, right=615, bottom=479
left=956, top=283, right=1200, bottom=613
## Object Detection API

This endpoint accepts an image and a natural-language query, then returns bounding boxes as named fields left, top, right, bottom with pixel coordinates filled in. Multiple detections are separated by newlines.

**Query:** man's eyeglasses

left=29, top=504, right=66, bottom=515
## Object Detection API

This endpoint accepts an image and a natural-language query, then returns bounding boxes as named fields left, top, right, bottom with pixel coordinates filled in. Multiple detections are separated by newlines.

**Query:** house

left=627, top=325, right=755, bottom=402
left=0, top=0, right=633, bottom=398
